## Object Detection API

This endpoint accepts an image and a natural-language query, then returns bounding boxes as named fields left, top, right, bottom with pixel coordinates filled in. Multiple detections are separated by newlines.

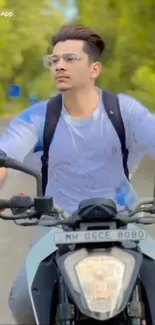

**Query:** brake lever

left=0, top=209, right=41, bottom=220
left=14, top=220, right=39, bottom=227
left=150, top=201, right=155, bottom=214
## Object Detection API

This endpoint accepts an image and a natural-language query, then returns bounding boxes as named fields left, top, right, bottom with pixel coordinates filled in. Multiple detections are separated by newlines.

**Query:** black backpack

left=41, top=89, right=129, bottom=195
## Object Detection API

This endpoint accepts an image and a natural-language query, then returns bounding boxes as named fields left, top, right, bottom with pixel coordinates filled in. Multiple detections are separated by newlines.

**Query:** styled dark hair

left=52, top=24, right=105, bottom=61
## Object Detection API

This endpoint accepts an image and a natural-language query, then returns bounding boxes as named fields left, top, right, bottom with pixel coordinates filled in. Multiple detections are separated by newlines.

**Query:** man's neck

left=63, top=86, right=100, bottom=118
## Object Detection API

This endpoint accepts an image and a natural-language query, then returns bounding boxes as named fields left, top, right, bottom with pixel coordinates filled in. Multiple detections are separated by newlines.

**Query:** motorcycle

left=0, top=151, right=155, bottom=325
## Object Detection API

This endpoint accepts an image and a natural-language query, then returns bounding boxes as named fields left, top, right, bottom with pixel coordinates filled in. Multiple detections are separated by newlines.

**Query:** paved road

left=0, top=122, right=155, bottom=323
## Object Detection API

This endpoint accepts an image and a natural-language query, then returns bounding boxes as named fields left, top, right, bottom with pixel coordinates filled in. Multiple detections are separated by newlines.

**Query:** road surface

left=0, top=121, right=155, bottom=323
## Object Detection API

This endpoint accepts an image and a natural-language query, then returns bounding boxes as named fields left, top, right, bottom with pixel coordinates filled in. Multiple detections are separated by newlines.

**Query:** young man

left=0, top=24, right=155, bottom=324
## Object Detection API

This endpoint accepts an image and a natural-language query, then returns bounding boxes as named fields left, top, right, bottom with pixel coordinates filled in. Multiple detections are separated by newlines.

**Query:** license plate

left=54, top=229, right=147, bottom=244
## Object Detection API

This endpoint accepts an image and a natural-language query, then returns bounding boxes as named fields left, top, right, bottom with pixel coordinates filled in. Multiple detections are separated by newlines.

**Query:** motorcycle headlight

left=57, top=247, right=142, bottom=321
left=75, top=253, right=126, bottom=314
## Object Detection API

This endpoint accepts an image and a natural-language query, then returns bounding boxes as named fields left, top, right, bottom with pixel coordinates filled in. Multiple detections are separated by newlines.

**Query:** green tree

left=0, top=0, right=66, bottom=113
left=76, top=0, right=155, bottom=110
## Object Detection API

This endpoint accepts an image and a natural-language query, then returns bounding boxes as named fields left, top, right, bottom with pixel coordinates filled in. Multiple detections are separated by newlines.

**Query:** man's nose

left=55, top=58, right=67, bottom=71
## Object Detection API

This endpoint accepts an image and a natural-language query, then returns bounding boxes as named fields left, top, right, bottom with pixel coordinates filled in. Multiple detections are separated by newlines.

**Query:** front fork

left=56, top=275, right=74, bottom=325
left=127, top=278, right=145, bottom=325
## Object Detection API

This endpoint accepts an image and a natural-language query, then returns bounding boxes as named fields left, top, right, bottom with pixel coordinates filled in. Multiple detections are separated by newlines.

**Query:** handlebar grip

left=10, top=196, right=34, bottom=208
left=0, top=199, right=11, bottom=209
left=0, top=196, right=34, bottom=210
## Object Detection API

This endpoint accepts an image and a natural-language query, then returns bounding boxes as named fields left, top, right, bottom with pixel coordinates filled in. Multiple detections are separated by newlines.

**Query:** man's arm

left=118, top=94, right=155, bottom=158
left=0, top=101, right=47, bottom=186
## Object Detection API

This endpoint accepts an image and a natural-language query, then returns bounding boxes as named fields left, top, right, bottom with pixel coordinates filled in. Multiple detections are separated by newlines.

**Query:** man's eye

left=67, top=57, right=77, bottom=62
left=51, top=59, right=58, bottom=64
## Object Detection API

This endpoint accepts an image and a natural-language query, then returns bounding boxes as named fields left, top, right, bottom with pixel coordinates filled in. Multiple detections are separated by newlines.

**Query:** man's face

left=44, top=40, right=102, bottom=91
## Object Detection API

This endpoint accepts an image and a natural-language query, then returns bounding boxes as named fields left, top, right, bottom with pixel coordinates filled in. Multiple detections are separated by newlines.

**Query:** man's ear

left=91, top=62, right=103, bottom=79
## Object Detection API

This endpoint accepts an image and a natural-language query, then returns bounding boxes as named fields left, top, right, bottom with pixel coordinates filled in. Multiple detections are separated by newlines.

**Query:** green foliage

left=1, top=0, right=155, bottom=114
left=77, top=0, right=155, bottom=111
left=0, top=0, right=67, bottom=114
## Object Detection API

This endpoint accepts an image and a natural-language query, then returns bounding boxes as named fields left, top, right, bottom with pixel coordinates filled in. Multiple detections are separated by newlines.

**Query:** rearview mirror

left=0, top=150, right=42, bottom=196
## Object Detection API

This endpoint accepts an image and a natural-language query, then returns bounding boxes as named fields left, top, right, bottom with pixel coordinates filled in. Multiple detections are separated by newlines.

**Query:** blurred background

left=1, top=1, right=155, bottom=323
left=1, top=0, right=155, bottom=116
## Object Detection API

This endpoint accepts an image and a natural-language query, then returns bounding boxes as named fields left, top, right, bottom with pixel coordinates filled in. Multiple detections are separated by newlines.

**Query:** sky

left=53, top=0, right=78, bottom=21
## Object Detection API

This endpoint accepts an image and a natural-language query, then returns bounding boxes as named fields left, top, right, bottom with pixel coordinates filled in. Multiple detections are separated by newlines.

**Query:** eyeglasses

left=43, top=53, right=81, bottom=68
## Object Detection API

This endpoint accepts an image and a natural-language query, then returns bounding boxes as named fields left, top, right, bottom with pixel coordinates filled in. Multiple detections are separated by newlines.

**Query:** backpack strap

left=102, top=89, right=129, bottom=180
left=41, top=94, right=62, bottom=195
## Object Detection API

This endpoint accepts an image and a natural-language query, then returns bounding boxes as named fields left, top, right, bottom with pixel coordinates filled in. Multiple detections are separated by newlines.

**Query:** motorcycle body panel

left=31, top=256, right=58, bottom=325
left=26, top=225, right=155, bottom=324
left=26, top=227, right=63, bottom=324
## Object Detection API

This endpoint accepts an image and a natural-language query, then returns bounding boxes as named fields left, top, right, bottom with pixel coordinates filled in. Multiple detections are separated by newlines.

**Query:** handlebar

left=0, top=199, right=12, bottom=209
left=0, top=195, right=155, bottom=227
left=0, top=196, right=34, bottom=210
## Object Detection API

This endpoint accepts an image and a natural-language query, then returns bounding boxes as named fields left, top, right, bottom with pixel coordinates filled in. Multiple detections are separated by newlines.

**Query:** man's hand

left=0, top=168, right=8, bottom=212
left=0, top=167, right=7, bottom=184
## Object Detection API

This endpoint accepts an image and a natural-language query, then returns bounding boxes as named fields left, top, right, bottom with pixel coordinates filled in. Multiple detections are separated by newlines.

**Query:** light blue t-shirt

left=0, top=89, right=155, bottom=213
